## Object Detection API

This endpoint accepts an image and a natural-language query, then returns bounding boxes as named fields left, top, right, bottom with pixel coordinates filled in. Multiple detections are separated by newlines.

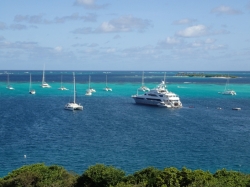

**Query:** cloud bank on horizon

left=0, top=0, right=249, bottom=70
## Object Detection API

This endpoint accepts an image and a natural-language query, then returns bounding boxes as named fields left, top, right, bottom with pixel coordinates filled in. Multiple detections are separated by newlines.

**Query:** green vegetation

left=175, top=72, right=237, bottom=78
left=1, top=163, right=250, bottom=187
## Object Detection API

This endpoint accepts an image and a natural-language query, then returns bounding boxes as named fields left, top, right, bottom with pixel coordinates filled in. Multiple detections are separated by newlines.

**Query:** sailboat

left=29, top=73, right=36, bottom=94
left=103, top=74, right=112, bottom=91
left=58, top=74, right=68, bottom=90
left=64, top=72, right=83, bottom=110
left=85, top=75, right=92, bottom=96
left=41, top=65, right=51, bottom=88
left=138, top=71, right=150, bottom=91
left=221, top=75, right=236, bottom=95
left=6, top=73, right=14, bottom=90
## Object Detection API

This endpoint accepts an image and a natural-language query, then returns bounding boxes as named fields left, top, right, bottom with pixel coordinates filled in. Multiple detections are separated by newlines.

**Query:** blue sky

left=0, top=0, right=250, bottom=70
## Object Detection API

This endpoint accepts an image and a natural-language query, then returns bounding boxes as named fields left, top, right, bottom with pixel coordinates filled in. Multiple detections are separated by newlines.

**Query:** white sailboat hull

left=65, top=103, right=83, bottom=110
left=222, top=90, right=236, bottom=95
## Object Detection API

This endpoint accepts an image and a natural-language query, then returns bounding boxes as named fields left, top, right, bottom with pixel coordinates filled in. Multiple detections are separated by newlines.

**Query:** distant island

left=175, top=72, right=237, bottom=78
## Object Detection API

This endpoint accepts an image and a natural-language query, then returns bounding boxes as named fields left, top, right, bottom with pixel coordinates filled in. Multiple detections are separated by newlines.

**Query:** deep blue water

left=0, top=71, right=250, bottom=177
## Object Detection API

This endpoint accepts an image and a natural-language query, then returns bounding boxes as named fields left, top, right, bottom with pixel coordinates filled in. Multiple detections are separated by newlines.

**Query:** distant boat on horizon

left=58, top=74, right=68, bottom=90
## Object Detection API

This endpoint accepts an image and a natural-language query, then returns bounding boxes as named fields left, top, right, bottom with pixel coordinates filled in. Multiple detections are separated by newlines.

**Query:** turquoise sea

left=0, top=71, right=250, bottom=177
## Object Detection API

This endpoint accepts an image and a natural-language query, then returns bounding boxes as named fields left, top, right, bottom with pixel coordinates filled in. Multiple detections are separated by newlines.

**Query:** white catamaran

left=41, top=65, right=51, bottom=88
left=85, top=75, right=92, bottom=96
left=29, top=73, right=36, bottom=94
left=6, top=73, right=14, bottom=90
left=138, top=71, right=150, bottom=91
left=64, top=72, right=83, bottom=111
left=221, top=76, right=236, bottom=95
left=58, top=74, right=68, bottom=90
left=103, top=74, right=112, bottom=91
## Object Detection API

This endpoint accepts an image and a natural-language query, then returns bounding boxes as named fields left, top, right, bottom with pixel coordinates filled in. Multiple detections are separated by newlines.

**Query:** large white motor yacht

left=132, top=80, right=182, bottom=108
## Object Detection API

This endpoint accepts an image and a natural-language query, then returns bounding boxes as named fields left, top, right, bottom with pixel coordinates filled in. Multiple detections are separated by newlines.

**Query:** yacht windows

left=146, top=98, right=161, bottom=101
left=148, top=94, right=157, bottom=97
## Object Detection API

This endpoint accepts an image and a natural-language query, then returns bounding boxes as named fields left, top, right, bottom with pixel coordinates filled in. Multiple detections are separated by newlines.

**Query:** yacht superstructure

left=132, top=75, right=182, bottom=108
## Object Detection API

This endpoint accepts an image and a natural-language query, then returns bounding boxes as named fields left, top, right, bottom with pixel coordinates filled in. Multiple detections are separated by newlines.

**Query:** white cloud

left=73, top=16, right=152, bottom=34
left=54, top=46, right=63, bottom=52
left=14, top=13, right=97, bottom=24
left=100, top=22, right=116, bottom=32
left=211, top=5, right=242, bottom=15
left=165, top=37, right=180, bottom=44
left=205, top=38, right=215, bottom=44
left=76, top=0, right=94, bottom=5
left=172, top=18, right=196, bottom=25
left=98, top=16, right=152, bottom=33
left=106, top=48, right=116, bottom=53
left=14, top=14, right=47, bottom=24
left=74, top=0, right=108, bottom=9
left=54, top=13, right=97, bottom=23
left=176, top=25, right=208, bottom=37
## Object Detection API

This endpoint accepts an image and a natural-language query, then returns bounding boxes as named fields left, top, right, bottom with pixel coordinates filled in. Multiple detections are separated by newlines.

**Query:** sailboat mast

left=61, top=74, right=63, bottom=87
left=142, top=71, right=144, bottom=86
left=73, top=72, right=76, bottom=103
left=7, top=73, right=9, bottom=86
left=29, top=73, right=32, bottom=91
left=106, top=74, right=107, bottom=87
left=42, top=65, right=45, bottom=83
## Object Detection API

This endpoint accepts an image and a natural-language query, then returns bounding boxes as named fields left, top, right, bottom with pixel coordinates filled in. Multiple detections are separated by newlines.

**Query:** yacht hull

left=132, top=97, right=181, bottom=108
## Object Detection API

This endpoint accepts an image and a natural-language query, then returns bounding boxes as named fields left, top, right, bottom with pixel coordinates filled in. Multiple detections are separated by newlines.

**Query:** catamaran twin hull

left=64, top=103, right=83, bottom=110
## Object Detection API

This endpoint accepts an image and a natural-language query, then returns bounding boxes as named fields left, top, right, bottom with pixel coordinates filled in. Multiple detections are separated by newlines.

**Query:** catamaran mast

left=73, top=72, right=76, bottom=103
left=42, top=64, right=45, bottom=83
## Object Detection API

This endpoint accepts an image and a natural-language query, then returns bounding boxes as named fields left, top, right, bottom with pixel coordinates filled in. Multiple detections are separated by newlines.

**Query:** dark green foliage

left=76, top=164, right=125, bottom=187
left=0, top=163, right=77, bottom=187
left=1, top=164, right=250, bottom=187
left=212, top=169, right=250, bottom=187
left=127, top=167, right=162, bottom=187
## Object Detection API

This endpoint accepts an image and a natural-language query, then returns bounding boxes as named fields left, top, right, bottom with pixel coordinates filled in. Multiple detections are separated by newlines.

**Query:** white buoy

left=24, top=155, right=26, bottom=158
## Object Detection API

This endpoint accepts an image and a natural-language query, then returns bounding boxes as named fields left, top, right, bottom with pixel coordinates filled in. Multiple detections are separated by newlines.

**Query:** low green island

left=1, top=163, right=250, bottom=187
left=175, top=72, right=237, bottom=78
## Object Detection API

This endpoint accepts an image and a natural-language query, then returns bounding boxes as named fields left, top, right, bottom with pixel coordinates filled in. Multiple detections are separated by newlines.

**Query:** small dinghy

left=232, top=108, right=241, bottom=110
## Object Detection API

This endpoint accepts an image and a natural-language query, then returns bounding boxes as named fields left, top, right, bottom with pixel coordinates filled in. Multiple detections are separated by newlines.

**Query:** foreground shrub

left=1, top=163, right=77, bottom=187
left=76, top=164, right=125, bottom=187
left=1, top=164, right=250, bottom=187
